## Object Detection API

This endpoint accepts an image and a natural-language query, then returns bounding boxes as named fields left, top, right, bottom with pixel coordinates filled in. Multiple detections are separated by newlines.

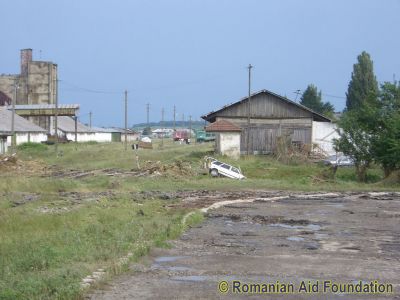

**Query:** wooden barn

left=201, top=89, right=332, bottom=155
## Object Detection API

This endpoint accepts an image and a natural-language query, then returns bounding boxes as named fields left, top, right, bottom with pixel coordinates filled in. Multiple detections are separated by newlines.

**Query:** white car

left=206, top=158, right=245, bottom=180
left=323, top=154, right=354, bottom=167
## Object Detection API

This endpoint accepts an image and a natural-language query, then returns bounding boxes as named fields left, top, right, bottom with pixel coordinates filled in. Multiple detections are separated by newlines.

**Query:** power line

left=59, top=80, right=123, bottom=95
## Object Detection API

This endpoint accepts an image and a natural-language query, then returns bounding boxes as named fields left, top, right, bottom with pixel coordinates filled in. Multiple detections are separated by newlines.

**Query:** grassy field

left=0, top=140, right=398, bottom=299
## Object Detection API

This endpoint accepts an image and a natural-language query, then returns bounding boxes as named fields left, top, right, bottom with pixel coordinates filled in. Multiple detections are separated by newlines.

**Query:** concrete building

left=206, top=119, right=242, bottom=159
left=57, top=116, right=96, bottom=142
left=202, top=89, right=332, bottom=155
left=0, top=49, right=58, bottom=130
left=0, top=107, right=47, bottom=150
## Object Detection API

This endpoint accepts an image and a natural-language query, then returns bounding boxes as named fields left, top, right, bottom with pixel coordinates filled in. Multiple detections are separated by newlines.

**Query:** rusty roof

left=205, top=119, right=241, bottom=132
left=0, top=91, right=11, bottom=106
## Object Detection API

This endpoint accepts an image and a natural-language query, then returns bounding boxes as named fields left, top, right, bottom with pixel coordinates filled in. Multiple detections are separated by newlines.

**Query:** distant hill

left=132, top=120, right=208, bottom=130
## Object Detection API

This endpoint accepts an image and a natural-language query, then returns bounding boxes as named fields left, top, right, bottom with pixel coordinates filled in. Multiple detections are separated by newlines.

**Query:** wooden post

left=74, top=116, right=78, bottom=143
left=247, top=64, right=253, bottom=155
left=124, top=90, right=128, bottom=151
left=54, top=77, right=59, bottom=154
left=11, top=79, right=17, bottom=153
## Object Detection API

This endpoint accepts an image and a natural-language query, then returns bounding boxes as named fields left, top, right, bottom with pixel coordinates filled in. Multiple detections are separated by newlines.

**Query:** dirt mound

left=0, top=154, right=46, bottom=176
left=141, top=160, right=195, bottom=177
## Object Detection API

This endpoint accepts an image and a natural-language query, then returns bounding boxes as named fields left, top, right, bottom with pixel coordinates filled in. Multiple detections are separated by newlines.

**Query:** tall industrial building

left=0, top=49, right=58, bottom=130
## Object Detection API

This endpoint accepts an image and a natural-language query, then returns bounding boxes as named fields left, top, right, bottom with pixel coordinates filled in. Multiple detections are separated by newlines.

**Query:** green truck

left=195, top=130, right=215, bottom=143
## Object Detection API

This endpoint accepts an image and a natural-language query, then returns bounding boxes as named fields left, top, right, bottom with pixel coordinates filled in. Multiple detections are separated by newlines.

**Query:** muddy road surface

left=89, top=191, right=400, bottom=299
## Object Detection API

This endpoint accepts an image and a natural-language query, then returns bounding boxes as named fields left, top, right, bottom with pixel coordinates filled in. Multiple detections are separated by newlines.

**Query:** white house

left=206, top=119, right=242, bottom=159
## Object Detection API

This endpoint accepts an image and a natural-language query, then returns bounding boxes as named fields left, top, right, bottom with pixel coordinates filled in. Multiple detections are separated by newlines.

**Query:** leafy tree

left=300, top=84, right=334, bottom=117
left=346, top=51, right=378, bottom=111
left=142, top=126, right=152, bottom=136
left=370, top=82, right=400, bottom=177
left=334, top=107, right=374, bottom=182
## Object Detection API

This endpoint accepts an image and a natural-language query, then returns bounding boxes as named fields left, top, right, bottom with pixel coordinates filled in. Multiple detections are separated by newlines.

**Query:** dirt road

left=89, top=191, right=400, bottom=299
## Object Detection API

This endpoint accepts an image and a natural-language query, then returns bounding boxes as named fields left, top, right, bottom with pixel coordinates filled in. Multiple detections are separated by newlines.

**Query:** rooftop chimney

left=20, top=48, right=32, bottom=76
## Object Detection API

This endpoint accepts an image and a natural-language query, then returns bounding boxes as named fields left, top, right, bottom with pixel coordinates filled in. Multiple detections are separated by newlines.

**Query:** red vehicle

left=172, top=130, right=190, bottom=143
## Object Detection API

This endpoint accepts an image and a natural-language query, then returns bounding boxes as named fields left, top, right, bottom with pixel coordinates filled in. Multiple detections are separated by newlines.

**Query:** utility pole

left=294, top=89, right=301, bottom=102
left=74, top=116, right=78, bottom=142
left=146, top=103, right=150, bottom=125
left=247, top=64, right=253, bottom=156
left=161, top=107, right=164, bottom=147
left=124, top=90, right=128, bottom=151
left=189, top=115, right=192, bottom=141
left=55, top=77, right=59, bottom=154
left=173, top=105, right=176, bottom=131
left=89, top=111, right=92, bottom=128
left=11, top=79, right=18, bottom=153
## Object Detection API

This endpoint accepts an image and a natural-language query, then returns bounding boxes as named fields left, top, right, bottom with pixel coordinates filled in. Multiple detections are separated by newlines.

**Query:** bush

left=17, top=142, right=48, bottom=151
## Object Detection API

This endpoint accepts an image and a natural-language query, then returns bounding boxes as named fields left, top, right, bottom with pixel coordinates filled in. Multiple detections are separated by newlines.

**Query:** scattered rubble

left=46, top=160, right=195, bottom=179
left=0, top=154, right=47, bottom=175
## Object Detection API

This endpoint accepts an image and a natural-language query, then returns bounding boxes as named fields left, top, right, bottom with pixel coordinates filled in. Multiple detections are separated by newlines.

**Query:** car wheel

left=210, top=169, right=219, bottom=177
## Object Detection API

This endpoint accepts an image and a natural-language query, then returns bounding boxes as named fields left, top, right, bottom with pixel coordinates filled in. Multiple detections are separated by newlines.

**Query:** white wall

left=94, top=132, right=112, bottom=142
left=65, top=132, right=96, bottom=142
left=312, top=121, right=339, bottom=155
left=217, top=132, right=241, bottom=159
left=6, top=133, right=47, bottom=145
left=0, top=138, right=8, bottom=154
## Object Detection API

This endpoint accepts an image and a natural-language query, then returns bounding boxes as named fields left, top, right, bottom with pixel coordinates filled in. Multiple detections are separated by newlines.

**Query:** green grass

left=0, top=195, right=192, bottom=299
left=1, top=140, right=398, bottom=299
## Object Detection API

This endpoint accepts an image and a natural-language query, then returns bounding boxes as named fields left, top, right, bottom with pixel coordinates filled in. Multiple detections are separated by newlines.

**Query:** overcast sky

left=1, top=0, right=399, bottom=126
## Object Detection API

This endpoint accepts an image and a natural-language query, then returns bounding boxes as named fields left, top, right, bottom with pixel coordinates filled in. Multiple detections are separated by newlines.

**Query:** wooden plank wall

left=239, top=125, right=312, bottom=154
left=216, top=93, right=312, bottom=119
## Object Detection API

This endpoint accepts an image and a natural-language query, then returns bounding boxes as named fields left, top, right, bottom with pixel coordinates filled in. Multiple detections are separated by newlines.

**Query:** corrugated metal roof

left=205, top=119, right=241, bottom=132
left=57, top=116, right=94, bottom=133
left=201, top=89, right=331, bottom=122
left=90, top=127, right=118, bottom=133
left=0, top=107, right=47, bottom=133
left=9, top=104, right=79, bottom=110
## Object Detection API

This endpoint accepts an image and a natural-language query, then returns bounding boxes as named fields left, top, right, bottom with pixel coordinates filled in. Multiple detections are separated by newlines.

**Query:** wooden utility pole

left=146, top=103, right=150, bottom=125
left=189, top=115, right=192, bottom=141
left=55, top=77, right=59, bottom=154
left=89, top=111, right=92, bottom=128
left=11, top=79, right=17, bottom=153
left=173, top=105, right=176, bottom=131
left=124, top=90, right=128, bottom=151
left=161, top=107, right=164, bottom=147
left=247, top=64, right=253, bottom=155
left=74, top=116, right=78, bottom=143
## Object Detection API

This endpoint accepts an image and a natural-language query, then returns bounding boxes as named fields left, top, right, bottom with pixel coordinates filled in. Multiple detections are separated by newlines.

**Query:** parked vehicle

left=205, top=157, right=245, bottom=180
left=173, top=130, right=190, bottom=143
left=323, top=154, right=354, bottom=167
left=195, top=130, right=216, bottom=143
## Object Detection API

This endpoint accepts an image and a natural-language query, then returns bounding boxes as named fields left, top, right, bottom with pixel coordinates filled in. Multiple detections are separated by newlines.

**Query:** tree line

left=300, top=51, right=399, bottom=182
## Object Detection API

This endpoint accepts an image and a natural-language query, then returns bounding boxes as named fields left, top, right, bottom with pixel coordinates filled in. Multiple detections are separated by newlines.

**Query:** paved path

left=89, top=192, right=400, bottom=299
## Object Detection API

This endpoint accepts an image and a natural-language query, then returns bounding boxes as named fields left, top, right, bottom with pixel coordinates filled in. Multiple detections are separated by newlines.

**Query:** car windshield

left=231, top=167, right=240, bottom=173
left=213, top=161, right=223, bottom=166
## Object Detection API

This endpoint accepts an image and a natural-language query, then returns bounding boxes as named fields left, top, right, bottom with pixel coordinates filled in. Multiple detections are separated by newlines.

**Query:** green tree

left=142, top=126, right=152, bottom=136
left=334, top=107, right=374, bottom=182
left=300, top=84, right=334, bottom=117
left=370, top=82, right=400, bottom=177
left=346, top=51, right=378, bottom=111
